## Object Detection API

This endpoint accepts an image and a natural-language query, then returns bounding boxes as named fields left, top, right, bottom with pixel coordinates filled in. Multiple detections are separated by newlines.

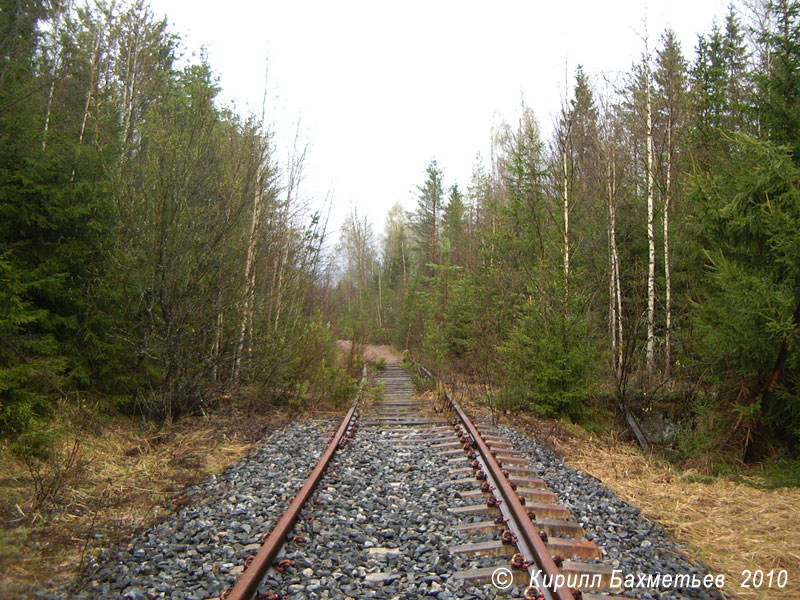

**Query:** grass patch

left=759, top=457, right=800, bottom=488
left=370, top=357, right=387, bottom=371
left=409, top=372, right=434, bottom=394
left=0, top=401, right=287, bottom=597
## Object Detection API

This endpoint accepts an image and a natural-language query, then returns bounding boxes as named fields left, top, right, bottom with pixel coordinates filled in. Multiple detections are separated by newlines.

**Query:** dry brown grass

left=0, top=403, right=290, bottom=598
left=518, top=418, right=800, bottom=600
left=336, top=341, right=403, bottom=365
left=425, top=371, right=799, bottom=599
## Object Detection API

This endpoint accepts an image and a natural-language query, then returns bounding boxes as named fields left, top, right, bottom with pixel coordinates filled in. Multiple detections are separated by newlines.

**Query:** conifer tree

left=413, top=159, right=444, bottom=276
left=756, top=0, right=800, bottom=158
left=443, top=184, right=466, bottom=267
left=692, top=134, right=800, bottom=439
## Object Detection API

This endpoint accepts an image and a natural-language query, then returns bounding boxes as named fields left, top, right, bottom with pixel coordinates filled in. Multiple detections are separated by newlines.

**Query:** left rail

left=223, top=369, right=365, bottom=600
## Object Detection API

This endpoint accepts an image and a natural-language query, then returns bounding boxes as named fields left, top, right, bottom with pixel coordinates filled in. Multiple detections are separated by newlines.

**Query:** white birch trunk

left=377, top=267, right=383, bottom=329
left=608, top=217, right=616, bottom=363
left=645, top=60, right=656, bottom=378
left=71, top=29, right=103, bottom=181
left=663, top=122, right=673, bottom=379
left=212, top=311, right=223, bottom=382
left=42, top=3, right=66, bottom=151
left=607, top=160, right=616, bottom=368
left=606, top=149, right=623, bottom=377
left=272, top=134, right=305, bottom=331
left=272, top=209, right=291, bottom=331
left=562, top=147, right=570, bottom=293
left=124, top=29, right=140, bottom=148
left=614, top=222, right=623, bottom=377
left=401, top=236, right=407, bottom=286
left=233, top=172, right=263, bottom=384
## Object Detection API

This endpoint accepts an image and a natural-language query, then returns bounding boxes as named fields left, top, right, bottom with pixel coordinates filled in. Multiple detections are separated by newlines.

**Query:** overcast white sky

left=147, top=0, right=730, bottom=237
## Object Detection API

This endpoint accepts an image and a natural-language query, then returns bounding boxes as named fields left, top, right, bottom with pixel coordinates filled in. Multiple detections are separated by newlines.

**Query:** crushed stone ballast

left=52, top=363, right=723, bottom=600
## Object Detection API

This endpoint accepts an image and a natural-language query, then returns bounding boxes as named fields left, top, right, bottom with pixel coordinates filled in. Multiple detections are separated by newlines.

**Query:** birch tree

left=41, top=0, right=69, bottom=151
left=600, top=94, right=625, bottom=377
left=268, top=127, right=307, bottom=332
left=337, top=208, right=379, bottom=356
left=654, top=30, right=688, bottom=379
left=71, top=1, right=116, bottom=181
left=645, top=53, right=657, bottom=379
left=559, top=116, right=571, bottom=295
left=113, top=0, right=173, bottom=153
left=233, top=157, right=269, bottom=384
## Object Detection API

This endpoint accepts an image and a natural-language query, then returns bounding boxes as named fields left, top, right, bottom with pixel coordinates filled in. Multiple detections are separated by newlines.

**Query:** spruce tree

left=692, top=134, right=800, bottom=439
left=757, top=0, right=800, bottom=159
left=0, top=0, right=120, bottom=433
left=412, top=159, right=444, bottom=276
left=443, top=184, right=466, bottom=266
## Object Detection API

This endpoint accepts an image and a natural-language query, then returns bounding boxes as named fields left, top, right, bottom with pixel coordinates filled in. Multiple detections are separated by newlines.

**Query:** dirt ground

left=336, top=340, right=404, bottom=364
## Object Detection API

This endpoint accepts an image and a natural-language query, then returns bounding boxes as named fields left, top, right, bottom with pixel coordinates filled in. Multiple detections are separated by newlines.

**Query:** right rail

left=415, top=362, right=574, bottom=600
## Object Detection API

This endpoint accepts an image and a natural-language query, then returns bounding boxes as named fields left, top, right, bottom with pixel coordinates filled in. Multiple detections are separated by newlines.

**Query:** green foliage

left=252, top=315, right=345, bottom=403
left=762, top=457, right=800, bottom=487
left=0, top=0, right=353, bottom=441
left=0, top=254, right=63, bottom=435
left=410, top=372, right=434, bottom=394
left=367, top=380, right=386, bottom=404
left=113, top=59, right=253, bottom=419
left=576, top=400, right=616, bottom=435
left=0, top=0, right=116, bottom=434
left=756, top=0, right=800, bottom=159
left=695, top=256, right=794, bottom=377
left=412, top=159, right=445, bottom=273
left=309, top=361, right=358, bottom=409
left=6, top=0, right=800, bottom=470
left=421, top=316, right=449, bottom=374
left=689, top=8, right=754, bottom=163
left=692, top=134, right=800, bottom=439
left=444, top=271, right=510, bottom=378
left=396, top=277, right=427, bottom=350
left=9, top=427, right=57, bottom=461
left=333, top=209, right=381, bottom=344
left=772, top=375, right=800, bottom=438
left=498, top=286, right=601, bottom=420
left=675, top=397, right=719, bottom=459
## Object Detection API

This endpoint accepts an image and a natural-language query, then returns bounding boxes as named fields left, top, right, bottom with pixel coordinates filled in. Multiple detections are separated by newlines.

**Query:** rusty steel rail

left=414, top=362, right=573, bottom=600
left=224, top=369, right=366, bottom=600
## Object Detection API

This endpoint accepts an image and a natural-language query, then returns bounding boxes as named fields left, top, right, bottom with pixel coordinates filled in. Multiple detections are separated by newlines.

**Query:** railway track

left=63, top=361, right=723, bottom=600
left=221, top=363, right=625, bottom=600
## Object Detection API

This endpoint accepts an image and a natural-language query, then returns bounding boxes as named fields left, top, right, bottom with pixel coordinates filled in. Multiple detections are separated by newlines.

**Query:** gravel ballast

left=51, top=421, right=332, bottom=600
left=47, top=394, right=725, bottom=600
left=500, top=425, right=725, bottom=600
